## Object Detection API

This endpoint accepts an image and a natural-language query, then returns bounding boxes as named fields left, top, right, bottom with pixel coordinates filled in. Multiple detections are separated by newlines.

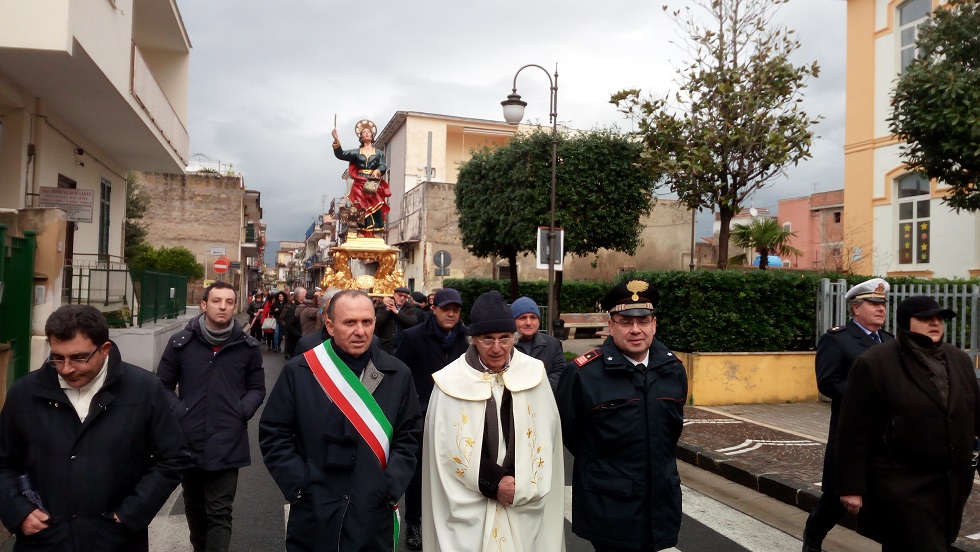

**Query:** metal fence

left=817, top=278, right=980, bottom=369
left=0, top=225, right=36, bottom=383
left=63, top=261, right=188, bottom=328
left=63, top=257, right=131, bottom=307
left=134, top=270, right=188, bottom=327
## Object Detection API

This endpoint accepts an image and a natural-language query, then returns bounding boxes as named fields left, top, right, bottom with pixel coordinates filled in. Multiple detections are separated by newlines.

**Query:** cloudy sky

left=178, top=0, right=848, bottom=261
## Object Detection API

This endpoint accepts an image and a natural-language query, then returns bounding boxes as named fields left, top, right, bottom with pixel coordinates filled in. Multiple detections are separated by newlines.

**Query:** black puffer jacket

left=157, top=315, right=266, bottom=470
left=0, top=344, right=191, bottom=551
left=394, top=316, right=468, bottom=411
left=557, top=337, right=688, bottom=551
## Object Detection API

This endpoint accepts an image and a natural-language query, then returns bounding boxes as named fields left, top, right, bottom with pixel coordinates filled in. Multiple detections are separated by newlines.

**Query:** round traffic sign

left=213, top=256, right=231, bottom=274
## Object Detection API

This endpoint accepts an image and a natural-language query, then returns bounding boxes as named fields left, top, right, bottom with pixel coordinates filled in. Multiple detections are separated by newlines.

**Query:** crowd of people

left=0, top=276, right=975, bottom=552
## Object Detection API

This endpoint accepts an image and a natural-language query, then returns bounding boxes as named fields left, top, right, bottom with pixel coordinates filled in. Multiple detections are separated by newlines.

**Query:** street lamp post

left=501, top=64, right=559, bottom=336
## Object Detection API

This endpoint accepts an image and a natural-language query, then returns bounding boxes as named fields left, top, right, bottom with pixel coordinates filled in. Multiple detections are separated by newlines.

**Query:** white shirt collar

left=59, top=355, right=109, bottom=422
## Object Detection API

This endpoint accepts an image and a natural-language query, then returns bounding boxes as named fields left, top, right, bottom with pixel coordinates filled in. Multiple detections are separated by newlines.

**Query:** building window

left=833, top=211, right=841, bottom=224
left=99, top=178, right=111, bottom=258
left=896, top=173, right=930, bottom=264
left=898, top=0, right=930, bottom=73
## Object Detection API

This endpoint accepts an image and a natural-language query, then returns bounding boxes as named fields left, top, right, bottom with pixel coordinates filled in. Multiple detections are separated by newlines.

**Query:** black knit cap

left=469, top=290, right=517, bottom=336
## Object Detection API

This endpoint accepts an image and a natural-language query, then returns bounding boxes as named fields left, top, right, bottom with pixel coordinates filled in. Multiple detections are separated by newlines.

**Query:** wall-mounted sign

left=39, top=187, right=94, bottom=223
left=208, top=245, right=226, bottom=256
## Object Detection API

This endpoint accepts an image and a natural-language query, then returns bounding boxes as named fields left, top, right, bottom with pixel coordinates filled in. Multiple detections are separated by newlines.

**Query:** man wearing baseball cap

left=837, top=296, right=975, bottom=550
left=375, top=286, right=422, bottom=353
left=557, top=279, right=688, bottom=551
left=394, top=288, right=469, bottom=549
left=803, top=277, right=892, bottom=551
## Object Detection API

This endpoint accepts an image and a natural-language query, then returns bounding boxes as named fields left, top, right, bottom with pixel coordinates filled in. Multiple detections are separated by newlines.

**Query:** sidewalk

left=561, top=336, right=980, bottom=551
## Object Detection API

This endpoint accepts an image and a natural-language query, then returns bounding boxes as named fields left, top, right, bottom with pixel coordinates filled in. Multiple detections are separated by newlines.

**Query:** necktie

left=871, top=332, right=881, bottom=344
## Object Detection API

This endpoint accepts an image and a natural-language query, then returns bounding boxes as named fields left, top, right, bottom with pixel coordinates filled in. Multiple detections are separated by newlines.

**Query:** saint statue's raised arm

left=331, top=119, right=391, bottom=236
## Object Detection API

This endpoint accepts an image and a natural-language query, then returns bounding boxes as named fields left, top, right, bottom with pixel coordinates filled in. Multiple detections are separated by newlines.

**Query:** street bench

left=559, top=312, right=610, bottom=339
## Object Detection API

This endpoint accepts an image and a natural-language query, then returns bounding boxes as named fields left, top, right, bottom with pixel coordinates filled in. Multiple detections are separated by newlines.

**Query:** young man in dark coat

left=557, top=279, right=688, bottom=551
left=374, top=286, right=422, bottom=353
left=260, top=289, right=422, bottom=551
left=511, top=296, right=566, bottom=393
left=0, top=305, right=191, bottom=552
left=157, top=281, right=266, bottom=552
left=803, top=277, right=892, bottom=552
left=394, top=287, right=469, bottom=549
left=838, top=296, right=980, bottom=551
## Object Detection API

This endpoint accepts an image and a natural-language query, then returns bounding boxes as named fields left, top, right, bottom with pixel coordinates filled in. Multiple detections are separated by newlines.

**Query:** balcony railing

left=131, top=44, right=189, bottom=164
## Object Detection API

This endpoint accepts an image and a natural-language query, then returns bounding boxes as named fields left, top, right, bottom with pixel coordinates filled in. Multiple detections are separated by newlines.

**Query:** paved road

left=147, top=347, right=808, bottom=552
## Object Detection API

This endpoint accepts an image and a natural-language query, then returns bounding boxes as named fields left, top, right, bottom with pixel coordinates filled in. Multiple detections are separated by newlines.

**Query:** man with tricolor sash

left=259, top=289, right=422, bottom=551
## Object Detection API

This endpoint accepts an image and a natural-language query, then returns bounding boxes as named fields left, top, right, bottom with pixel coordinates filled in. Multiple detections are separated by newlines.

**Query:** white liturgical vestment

left=422, top=349, right=565, bottom=552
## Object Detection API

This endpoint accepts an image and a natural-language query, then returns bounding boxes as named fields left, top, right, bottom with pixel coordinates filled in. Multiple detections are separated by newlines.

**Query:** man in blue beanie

left=511, top=296, right=565, bottom=393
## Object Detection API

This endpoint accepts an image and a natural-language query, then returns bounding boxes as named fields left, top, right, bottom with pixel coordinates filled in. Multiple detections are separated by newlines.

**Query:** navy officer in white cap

left=803, top=277, right=892, bottom=551
left=557, top=279, right=687, bottom=551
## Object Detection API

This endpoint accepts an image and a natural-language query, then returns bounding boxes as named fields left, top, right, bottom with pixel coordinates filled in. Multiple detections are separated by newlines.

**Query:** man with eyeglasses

left=557, top=279, right=688, bottom=551
left=422, top=290, right=565, bottom=550
left=394, top=288, right=469, bottom=549
left=0, top=305, right=191, bottom=551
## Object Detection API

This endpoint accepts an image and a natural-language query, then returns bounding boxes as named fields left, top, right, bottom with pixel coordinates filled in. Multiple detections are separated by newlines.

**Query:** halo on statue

left=354, top=119, right=377, bottom=139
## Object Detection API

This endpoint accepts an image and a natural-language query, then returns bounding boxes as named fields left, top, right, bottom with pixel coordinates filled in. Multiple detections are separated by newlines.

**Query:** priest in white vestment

left=422, top=291, right=565, bottom=552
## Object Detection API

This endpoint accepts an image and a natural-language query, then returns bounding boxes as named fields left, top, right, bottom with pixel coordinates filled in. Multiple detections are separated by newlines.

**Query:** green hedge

left=445, top=271, right=976, bottom=353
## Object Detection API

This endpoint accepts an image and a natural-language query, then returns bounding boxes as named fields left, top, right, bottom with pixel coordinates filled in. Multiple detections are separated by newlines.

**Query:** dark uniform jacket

left=837, top=332, right=980, bottom=549
left=516, top=331, right=566, bottom=393
left=815, top=320, right=892, bottom=494
left=259, top=340, right=422, bottom=551
left=557, top=337, right=688, bottom=551
left=394, top=316, right=468, bottom=412
left=157, top=316, right=266, bottom=471
left=374, top=303, right=422, bottom=353
left=0, top=345, right=191, bottom=552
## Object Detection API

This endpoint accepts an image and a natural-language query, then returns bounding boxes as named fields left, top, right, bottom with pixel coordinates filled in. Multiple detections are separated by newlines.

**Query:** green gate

left=0, top=224, right=37, bottom=385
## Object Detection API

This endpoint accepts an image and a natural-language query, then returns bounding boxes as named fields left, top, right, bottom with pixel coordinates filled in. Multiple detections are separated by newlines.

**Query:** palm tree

left=728, top=218, right=803, bottom=270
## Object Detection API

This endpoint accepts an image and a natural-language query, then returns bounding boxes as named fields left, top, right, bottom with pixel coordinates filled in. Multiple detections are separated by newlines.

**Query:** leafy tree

left=130, top=245, right=204, bottom=279
left=889, top=0, right=980, bottom=212
left=124, top=172, right=150, bottom=261
left=611, top=0, right=820, bottom=269
left=728, top=217, right=803, bottom=269
left=456, top=128, right=655, bottom=303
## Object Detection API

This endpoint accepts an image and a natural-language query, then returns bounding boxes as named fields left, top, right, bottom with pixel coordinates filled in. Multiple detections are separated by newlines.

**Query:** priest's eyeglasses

left=476, top=336, right=514, bottom=347
left=48, top=347, right=100, bottom=367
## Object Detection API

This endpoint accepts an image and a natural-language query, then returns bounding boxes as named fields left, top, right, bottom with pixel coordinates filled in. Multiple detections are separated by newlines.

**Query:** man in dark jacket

left=803, top=278, right=891, bottom=552
left=260, top=289, right=422, bottom=551
left=157, top=281, right=266, bottom=552
left=0, top=305, right=191, bottom=552
left=557, top=279, right=688, bottom=551
left=281, top=290, right=303, bottom=359
left=511, top=296, right=565, bottom=393
left=375, top=286, right=422, bottom=353
left=394, top=287, right=468, bottom=549
left=837, top=296, right=978, bottom=550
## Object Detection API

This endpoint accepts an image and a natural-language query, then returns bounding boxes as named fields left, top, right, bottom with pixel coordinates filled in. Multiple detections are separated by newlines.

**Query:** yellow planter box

left=674, top=351, right=818, bottom=406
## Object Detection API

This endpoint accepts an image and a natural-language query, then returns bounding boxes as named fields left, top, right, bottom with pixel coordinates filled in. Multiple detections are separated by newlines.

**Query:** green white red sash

left=303, top=340, right=393, bottom=469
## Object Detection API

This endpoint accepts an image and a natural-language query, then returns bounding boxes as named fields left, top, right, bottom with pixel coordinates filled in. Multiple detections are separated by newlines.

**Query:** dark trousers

left=182, top=468, right=240, bottom=552
left=804, top=491, right=845, bottom=542
left=405, top=417, right=425, bottom=526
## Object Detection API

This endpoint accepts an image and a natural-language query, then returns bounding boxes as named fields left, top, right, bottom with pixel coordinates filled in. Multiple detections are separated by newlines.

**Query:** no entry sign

left=213, top=256, right=231, bottom=274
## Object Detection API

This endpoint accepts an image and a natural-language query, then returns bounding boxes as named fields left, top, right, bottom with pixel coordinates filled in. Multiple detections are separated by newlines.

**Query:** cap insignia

left=626, top=280, right=649, bottom=302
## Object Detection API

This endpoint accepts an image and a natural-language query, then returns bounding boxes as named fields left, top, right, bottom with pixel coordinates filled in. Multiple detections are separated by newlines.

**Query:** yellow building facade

left=845, top=0, right=980, bottom=278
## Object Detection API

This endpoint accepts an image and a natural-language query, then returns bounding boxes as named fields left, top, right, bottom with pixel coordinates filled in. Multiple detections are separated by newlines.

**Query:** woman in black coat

left=837, top=296, right=980, bottom=551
